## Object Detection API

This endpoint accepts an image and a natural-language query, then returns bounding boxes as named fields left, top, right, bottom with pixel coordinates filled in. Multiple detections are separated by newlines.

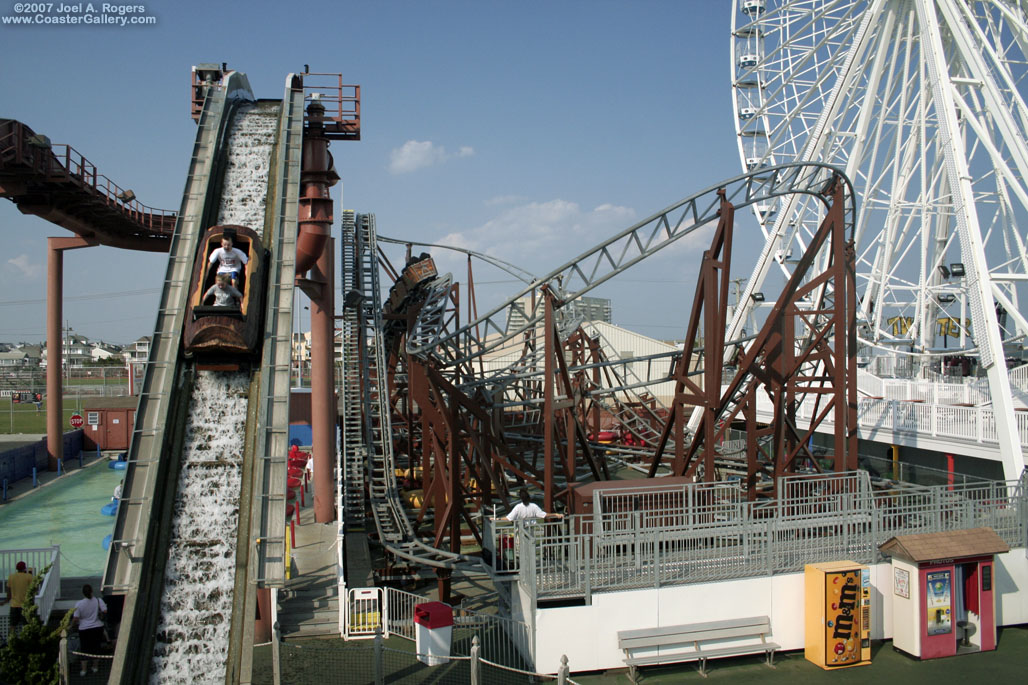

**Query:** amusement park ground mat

left=573, top=624, right=1028, bottom=684
left=56, top=623, right=1028, bottom=683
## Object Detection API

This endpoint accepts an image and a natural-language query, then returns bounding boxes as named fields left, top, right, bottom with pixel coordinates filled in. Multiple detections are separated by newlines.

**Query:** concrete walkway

left=279, top=487, right=340, bottom=638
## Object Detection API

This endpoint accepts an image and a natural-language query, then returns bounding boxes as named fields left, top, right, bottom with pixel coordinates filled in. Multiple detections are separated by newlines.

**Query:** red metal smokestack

left=296, top=99, right=338, bottom=275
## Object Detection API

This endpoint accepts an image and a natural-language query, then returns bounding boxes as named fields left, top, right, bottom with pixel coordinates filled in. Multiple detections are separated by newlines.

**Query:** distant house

left=40, top=334, right=92, bottom=368
left=124, top=336, right=151, bottom=363
left=13, top=344, right=42, bottom=367
left=91, top=342, right=122, bottom=362
left=0, top=351, right=29, bottom=367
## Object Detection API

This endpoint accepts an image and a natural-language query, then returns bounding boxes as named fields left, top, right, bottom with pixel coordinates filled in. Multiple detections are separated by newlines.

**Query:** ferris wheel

left=730, top=0, right=1028, bottom=359
left=729, top=0, right=1028, bottom=477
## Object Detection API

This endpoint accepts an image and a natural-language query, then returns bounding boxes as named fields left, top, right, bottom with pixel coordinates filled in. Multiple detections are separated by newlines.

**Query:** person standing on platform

left=505, top=489, right=546, bottom=522
left=72, top=584, right=107, bottom=676
left=2, top=561, right=34, bottom=632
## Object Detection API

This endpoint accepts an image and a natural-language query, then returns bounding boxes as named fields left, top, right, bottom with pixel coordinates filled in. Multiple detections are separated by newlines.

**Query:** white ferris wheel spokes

left=730, top=0, right=1028, bottom=480
left=730, top=0, right=1028, bottom=361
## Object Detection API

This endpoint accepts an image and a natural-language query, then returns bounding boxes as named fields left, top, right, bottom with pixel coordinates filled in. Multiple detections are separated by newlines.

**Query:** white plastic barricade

left=345, top=587, right=383, bottom=639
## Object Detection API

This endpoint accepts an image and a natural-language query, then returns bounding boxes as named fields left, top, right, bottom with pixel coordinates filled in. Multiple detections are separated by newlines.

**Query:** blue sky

left=0, top=0, right=748, bottom=345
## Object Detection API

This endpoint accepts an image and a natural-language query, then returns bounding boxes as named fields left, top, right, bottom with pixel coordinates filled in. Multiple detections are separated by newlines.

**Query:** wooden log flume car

left=183, top=224, right=268, bottom=360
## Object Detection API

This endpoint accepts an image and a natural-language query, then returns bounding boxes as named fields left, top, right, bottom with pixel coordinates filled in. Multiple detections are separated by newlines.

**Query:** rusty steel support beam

left=543, top=296, right=556, bottom=512
left=648, top=179, right=856, bottom=492
left=648, top=192, right=734, bottom=478
left=46, top=236, right=97, bottom=470
left=298, top=96, right=340, bottom=524
left=310, top=238, right=336, bottom=522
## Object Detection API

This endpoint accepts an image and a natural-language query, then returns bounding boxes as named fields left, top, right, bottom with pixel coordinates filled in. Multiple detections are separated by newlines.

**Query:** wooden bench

left=617, top=616, right=779, bottom=680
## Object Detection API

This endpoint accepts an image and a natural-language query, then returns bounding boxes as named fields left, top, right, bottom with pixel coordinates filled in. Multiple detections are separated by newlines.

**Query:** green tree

left=0, top=565, right=73, bottom=685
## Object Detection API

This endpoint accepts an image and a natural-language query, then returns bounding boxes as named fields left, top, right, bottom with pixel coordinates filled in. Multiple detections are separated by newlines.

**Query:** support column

left=543, top=296, right=555, bottom=513
left=254, top=588, right=273, bottom=644
left=46, top=237, right=96, bottom=471
left=310, top=238, right=337, bottom=522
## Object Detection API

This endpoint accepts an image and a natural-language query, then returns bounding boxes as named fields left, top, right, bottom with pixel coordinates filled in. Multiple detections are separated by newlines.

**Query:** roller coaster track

left=341, top=213, right=477, bottom=569
left=408, top=163, right=855, bottom=380
left=103, top=72, right=302, bottom=683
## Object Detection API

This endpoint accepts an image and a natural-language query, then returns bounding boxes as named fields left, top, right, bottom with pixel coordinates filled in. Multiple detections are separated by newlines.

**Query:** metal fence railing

left=0, top=431, right=84, bottom=497
left=381, top=587, right=533, bottom=672
left=0, top=546, right=60, bottom=643
left=490, top=471, right=1028, bottom=602
left=861, top=453, right=995, bottom=487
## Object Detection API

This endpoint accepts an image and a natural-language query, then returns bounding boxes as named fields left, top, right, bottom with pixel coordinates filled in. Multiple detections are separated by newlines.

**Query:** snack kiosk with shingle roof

left=879, top=527, right=1009, bottom=659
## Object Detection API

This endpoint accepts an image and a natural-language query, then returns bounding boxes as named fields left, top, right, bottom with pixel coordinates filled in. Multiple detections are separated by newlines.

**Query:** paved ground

left=572, top=624, right=1028, bottom=684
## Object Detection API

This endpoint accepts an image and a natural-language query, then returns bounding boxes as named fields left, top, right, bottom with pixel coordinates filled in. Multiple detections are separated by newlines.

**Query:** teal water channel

left=0, top=460, right=122, bottom=577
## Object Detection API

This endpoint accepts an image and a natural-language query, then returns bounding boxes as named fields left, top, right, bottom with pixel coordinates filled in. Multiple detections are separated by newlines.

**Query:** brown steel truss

left=649, top=179, right=857, bottom=499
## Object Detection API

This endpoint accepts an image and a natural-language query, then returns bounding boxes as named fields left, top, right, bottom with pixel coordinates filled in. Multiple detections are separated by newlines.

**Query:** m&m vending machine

left=804, top=561, right=872, bottom=669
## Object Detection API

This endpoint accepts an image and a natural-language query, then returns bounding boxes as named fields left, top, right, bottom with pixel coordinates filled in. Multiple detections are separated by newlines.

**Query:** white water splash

left=149, top=371, right=249, bottom=684
left=216, top=101, right=279, bottom=234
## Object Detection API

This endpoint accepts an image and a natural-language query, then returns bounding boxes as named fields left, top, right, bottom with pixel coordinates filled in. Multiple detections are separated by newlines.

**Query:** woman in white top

left=73, top=584, right=108, bottom=676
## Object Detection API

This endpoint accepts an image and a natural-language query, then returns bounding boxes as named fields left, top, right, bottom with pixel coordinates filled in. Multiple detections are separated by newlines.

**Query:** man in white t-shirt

left=506, top=489, right=546, bottom=522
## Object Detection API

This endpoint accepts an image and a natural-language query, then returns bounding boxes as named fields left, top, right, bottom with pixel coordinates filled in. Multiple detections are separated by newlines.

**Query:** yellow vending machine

left=804, top=561, right=871, bottom=670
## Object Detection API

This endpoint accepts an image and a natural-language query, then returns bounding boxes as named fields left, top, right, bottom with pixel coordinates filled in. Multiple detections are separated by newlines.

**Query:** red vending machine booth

left=879, top=527, right=1009, bottom=659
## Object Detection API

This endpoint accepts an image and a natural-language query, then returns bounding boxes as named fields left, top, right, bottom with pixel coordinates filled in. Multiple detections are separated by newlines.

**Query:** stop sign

left=70, top=414, right=84, bottom=428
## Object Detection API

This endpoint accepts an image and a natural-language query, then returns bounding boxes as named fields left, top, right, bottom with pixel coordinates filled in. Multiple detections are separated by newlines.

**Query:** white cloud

left=6, top=254, right=41, bottom=279
left=438, top=199, right=638, bottom=271
left=484, top=195, right=524, bottom=207
left=388, top=140, right=474, bottom=174
left=593, top=203, right=635, bottom=219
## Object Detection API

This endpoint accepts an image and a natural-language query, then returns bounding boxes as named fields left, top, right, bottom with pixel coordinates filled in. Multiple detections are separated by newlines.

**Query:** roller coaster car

left=183, top=224, right=268, bottom=362
left=384, top=253, right=438, bottom=313
left=402, top=253, right=437, bottom=288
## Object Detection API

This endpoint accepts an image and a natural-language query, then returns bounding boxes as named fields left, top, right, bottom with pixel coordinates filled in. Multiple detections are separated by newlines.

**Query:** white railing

left=494, top=473, right=1028, bottom=602
left=891, top=379, right=987, bottom=405
left=852, top=398, right=1028, bottom=446
left=1011, top=364, right=1028, bottom=392
left=0, top=546, right=60, bottom=642
left=857, top=369, right=884, bottom=397
left=766, top=392, right=1028, bottom=448
left=859, top=370, right=990, bottom=405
